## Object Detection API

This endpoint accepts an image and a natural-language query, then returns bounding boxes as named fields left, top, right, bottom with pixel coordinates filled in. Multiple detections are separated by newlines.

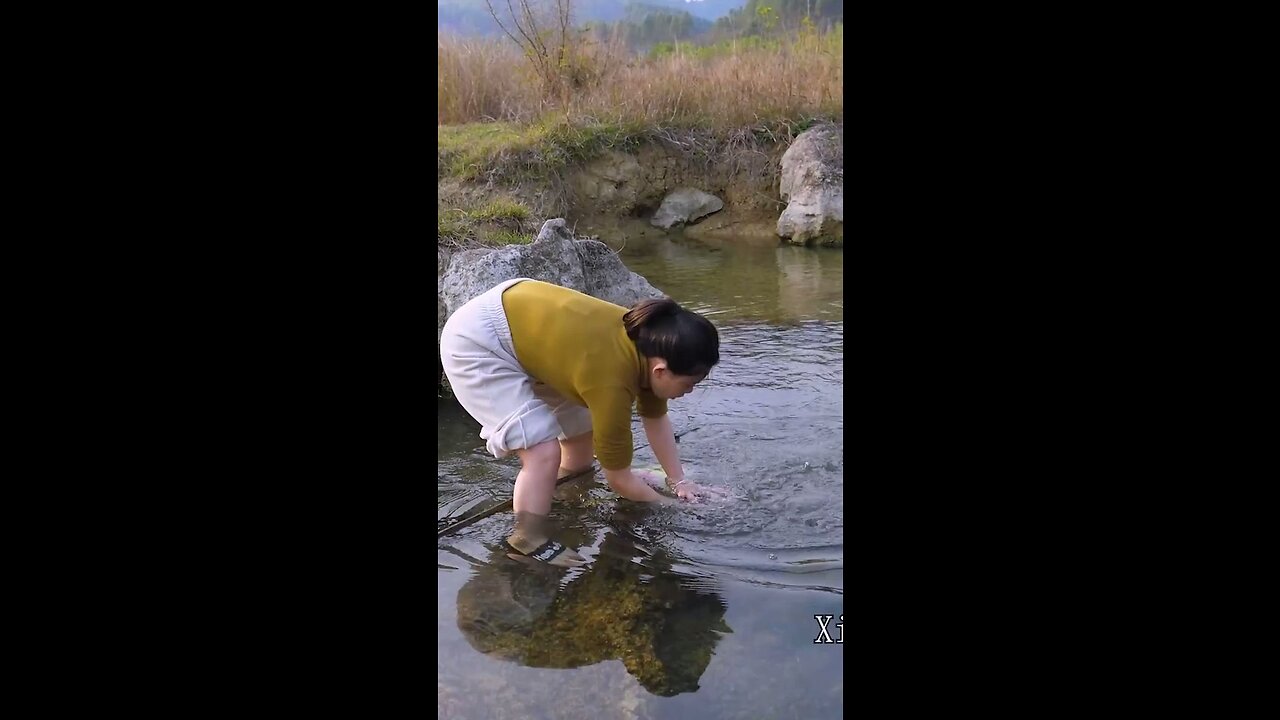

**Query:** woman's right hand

left=633, top=468, right=699, bottom=502
left=671, top=478, right=700, bottom=502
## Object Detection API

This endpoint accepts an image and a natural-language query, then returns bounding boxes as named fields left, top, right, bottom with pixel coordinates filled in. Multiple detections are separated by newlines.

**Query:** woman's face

left=649, top=362, right=706, bottom=400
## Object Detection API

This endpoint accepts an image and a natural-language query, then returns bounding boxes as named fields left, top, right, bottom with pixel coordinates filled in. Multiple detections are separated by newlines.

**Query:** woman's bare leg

left=508, top=439, right=585, bottom=567
left=559, top=431, right=594, bottom=475
left=514, top=440, right=560, bottom=515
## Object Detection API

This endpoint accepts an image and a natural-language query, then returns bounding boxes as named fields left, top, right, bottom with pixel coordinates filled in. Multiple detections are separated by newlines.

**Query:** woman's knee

left=559, top=431, right=594, bottom=472
left=518, top=440, right=561, bottom=471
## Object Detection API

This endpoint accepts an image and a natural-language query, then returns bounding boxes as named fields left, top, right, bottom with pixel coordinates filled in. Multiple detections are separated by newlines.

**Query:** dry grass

left=438, top=38, right=546, bottom=124
left=438, top=25, right=843, bottom=128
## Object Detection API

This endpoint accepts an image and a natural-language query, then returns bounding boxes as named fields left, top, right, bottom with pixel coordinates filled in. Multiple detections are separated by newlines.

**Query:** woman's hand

left=670, top=478, right=700, bottom=502
left=631, top=467, right=701, bottom=502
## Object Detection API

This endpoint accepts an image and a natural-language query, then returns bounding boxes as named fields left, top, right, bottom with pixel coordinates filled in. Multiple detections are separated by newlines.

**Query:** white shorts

left=440, top=278, right=593, bottom=458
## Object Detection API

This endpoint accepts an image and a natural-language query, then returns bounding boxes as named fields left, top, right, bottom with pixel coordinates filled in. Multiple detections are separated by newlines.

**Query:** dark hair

left=623, top=297, right=719, bottom=377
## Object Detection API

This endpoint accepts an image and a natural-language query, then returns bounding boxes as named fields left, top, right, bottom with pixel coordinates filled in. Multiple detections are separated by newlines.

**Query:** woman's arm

left=583, top=390, right=680, bottom=503
left=642, top=414, right=699, bottom=501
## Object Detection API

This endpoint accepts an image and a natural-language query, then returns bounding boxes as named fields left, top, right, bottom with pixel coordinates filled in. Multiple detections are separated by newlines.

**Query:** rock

left=438, top=247, right=452, bottom=329
left=777, top=124, right=843, bottom=247
left=440, top=219, right=585, bottom=317
left=574, top=238, right=666, bottom=308
left=650, top=188, right=724, bottom=230
left=438, top=246, right=452, bottom=390
left=439, top=219, right=664, bottom=392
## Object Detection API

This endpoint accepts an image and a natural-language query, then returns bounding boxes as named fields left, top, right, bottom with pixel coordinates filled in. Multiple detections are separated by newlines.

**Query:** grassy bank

left=437, top=119, right=649, bottom=182
left=436, top=116, right=823, bottom=248
left=438, top=24, right=842, bottom=246
left=438, top=192, right=539, bottom=248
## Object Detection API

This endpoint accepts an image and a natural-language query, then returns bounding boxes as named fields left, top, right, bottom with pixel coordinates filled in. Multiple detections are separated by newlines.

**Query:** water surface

left=438, top=232, right=844, bottom=719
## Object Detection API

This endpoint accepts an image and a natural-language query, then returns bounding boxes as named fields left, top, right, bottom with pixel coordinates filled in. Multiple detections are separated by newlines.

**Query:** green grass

left=438, top=211, right=469, bottom=241
left=471, top=198, right=531, bottom=222
left=438, top=118, right=649, bottom=183
left=488, top=230, right=535, bottom=245
left=437, top=123, right=534, bottom=180
left=438, top=197, right=537, bottom=247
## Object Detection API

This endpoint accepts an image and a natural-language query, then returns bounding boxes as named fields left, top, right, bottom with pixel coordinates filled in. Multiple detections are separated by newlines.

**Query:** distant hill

left=439, top=0, right=746, bottom=36
left=587, top=3, right=715, bottom=49
left=673, top=0, right=748, bottom=21
left=712, top=0, right=842, bottom=34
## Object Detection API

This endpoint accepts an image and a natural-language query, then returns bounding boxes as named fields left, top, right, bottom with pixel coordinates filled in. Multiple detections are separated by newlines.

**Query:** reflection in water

left=607, top=229, right=843, bottom=327
left=453, top=514, right=731, bottom=697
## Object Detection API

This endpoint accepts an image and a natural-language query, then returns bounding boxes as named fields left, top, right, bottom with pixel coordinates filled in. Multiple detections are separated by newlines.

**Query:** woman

left=440, top=278, right=720, bottom=566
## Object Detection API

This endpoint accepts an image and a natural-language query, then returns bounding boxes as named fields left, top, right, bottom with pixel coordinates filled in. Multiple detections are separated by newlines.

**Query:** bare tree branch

left=483, top=0, right=526, bottom=53
left=482, top=0, right=591, bottom=111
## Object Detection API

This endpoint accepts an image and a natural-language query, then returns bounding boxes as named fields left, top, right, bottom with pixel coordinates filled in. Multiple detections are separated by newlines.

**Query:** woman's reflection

left=454, top=519, right=731, bottom=697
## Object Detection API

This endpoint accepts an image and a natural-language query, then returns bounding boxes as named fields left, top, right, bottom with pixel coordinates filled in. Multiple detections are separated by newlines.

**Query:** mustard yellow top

left=503, top=280, right=667, bottom=470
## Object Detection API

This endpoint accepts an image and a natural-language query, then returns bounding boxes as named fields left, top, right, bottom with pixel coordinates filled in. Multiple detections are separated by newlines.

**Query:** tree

left=484, top=0, right=586, bottom=109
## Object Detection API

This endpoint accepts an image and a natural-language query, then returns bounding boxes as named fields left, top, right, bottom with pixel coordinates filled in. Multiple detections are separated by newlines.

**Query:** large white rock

left=777, top=124, right=843, bottom=247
